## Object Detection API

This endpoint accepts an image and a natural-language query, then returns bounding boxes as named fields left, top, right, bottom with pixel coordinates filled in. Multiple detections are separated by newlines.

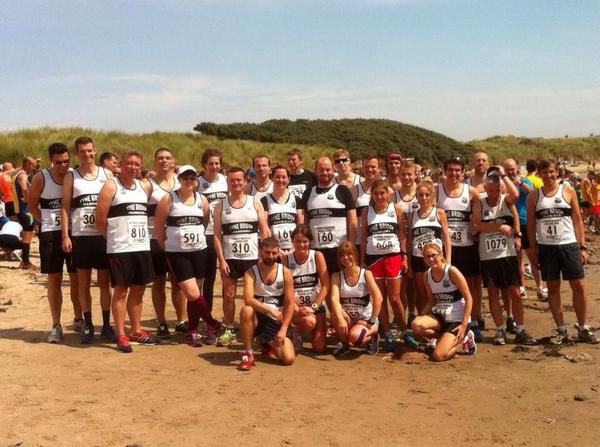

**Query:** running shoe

left=187, top=331, right=203, bottom=347
left=19, top=261, right=35, bottom=270
left=72, top=318, right=84, bottom=335
left=383, top=331, right=396, bottom=351
left=175, top=320, right=189, bottom=335
left=217, top=326, right=237, bottom=347
left=515, top=329, right=537, bottom=345
left=156, top=323, right=171, bottom=339
left=117, top=335, right=132, bottom=353
left=403, top=330, right=419, bottom=349
left=549, top=327, right=568, bottom=345
left=47, top=324, right=63, bottom=344
left=506, top=316, right=517, bottom=334
left=367, top=332, right=380, bottom=355
left=129, top=330, right=159, bottom=345
left=471, top=325, right=484, bottom=343
left=238, top=352, right=255, bottom=371
left=390, top=322, right=403, bottom=341
left=100, top=324, right=117, bottom=341
left=524, top=264, right=533, bottom=279
left=203, top=322, right=221, bottom=345
left=493, top=328, right=507, bottom=346
left=425, top=337, right=437, bottom=354
left=332, top=342, right=350, bottom=357
left=537, top=287, right=548, bottom=301
left=81, top=324, right=94, bottom=344
left=578, top=327, right=599, bottom=344
left=519, top=286, right=527, bottom=298
left=477, top=316, right=486, bottom=331
left=11, top=250, right=22, bottom=262
left=462, top=330, right=477, bottom=355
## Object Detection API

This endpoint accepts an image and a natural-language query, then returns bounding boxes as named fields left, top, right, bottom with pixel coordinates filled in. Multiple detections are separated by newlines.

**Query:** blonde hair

left=416, top=179, right=436, bottom=203
left=337, top=241, right=358, bottom=264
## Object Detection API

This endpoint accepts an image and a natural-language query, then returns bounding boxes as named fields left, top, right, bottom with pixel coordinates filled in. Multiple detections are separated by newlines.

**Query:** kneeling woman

left=330, top=241, right=383, bottom=356
left=281, top=225, right=329, bottom=353
left=411, top=242, right=477, bottom=361
left=154, top=165, right=220, bottom=346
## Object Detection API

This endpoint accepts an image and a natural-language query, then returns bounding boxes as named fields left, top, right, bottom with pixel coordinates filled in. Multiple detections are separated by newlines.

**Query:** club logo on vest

left=443, top=280, right=450, bottom=288
left=203, top=183, right=209, bottom=188
left=276, top=281, right=283, bottom=289
left=225, top=209, right=232, bottom=214
left=554, top=197, right=562, bottom=204
left=327, top=194, right=334, bottom=200
left=429, top=216, right=435, bottom=221
left=412, top=203, right=419, bottom=209
left=461, top=197, right=468, bottom=203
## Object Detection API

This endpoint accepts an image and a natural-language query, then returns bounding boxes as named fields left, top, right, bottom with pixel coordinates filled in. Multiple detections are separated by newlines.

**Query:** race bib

left=448, top=224, right=469, bottom=247
left=275, top=226, right=294, bottom=249
left=315, top=225, right=336, bottom=248
left=180, top=226, right=202, bottom=249
left=128, top=220, right=148, bottom=245
left=540, top=219, right=564, bottom=242
left=414, top=233, right=435, bottom=256
left=373, top=234, right=394, bottom=251
left=483, top=232, right=508, bottom=254
left=432, top=302, right=452, bottom=317
left=80, top=207, right=97, bottom=232
left=295, top=287, right=315, bottom=306
left=230, top=234, right=252, bottom=258
left=50, top=209, right=61, bottom=228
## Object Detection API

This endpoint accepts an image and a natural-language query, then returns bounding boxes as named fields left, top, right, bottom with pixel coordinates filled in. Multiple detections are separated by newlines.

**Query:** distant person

left=525, top=159, right=543, bottom=189
left=99, top=152, right=120, bottom=175
left=287, top=148, right=317, bottom=200
left=246, top=154, right=273, bottom=200
left=0, top=162, right=15, bottom=218
left=385, top=152, right=403, bottom=190
left=333, top=149, right=362, bottom=188
left=466, top=152, right=490, bottom=193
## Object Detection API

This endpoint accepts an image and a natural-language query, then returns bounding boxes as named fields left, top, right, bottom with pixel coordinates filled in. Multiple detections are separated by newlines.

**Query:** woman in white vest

left=329, top=241, right=383, bottom=357
left=154, top=165, right=221, bottom=347
left=282, top=224, right=329, bottom=353
left=411, top=242, right=477, bottom=361
left=407, top=180, right=451, bottom=314
left=360, top=179, right=406, bottom=351
left=260, top=166, right=301, bottom=255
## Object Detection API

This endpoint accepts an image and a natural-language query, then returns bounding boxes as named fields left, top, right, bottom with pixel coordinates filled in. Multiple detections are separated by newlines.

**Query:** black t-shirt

left=289, top=170, right=317, bottom=200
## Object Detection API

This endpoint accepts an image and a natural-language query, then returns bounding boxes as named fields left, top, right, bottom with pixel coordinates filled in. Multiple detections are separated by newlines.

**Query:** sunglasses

left=179, top=175, right=197, bottom=181
left=334, top=157, right=349, bottom=163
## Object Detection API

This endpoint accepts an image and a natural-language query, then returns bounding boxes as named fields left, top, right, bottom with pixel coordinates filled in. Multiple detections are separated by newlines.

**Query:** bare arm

left=27, top=171, right=44, bottom=222
left=566, top=184, right=588, bottom=264
left=438, top=209, right=452, bottom=264
left=255, top=197, right=271, bottom=239
left=526, top=191, right=538, bottom=265
left=364, top=269, right=382, bottom=321
left=449, top=266, right=473, bottom=340
left=346, top=209, right=357, bottom=243
left=360, top=208, right=368, bottom=266
left=314, top=251, right=330, bottom=307
left=96, top=180, right=116, bottom=238
left=153, top=193, right=172, bottom=251
left=61, top=171, right=74, bottom=252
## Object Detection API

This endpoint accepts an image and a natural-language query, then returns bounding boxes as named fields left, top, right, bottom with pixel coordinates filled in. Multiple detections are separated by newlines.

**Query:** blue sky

left=2, top=0, right=599, bottom=140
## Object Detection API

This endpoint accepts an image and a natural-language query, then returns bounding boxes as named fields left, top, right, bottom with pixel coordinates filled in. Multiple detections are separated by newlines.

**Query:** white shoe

left=48, top=324, right=63, bottom=343
left=519, top=286, right=527, bottom=298
left=524, top=265, right=533, bottom=279
left=537, top=287, right=548, bottom=301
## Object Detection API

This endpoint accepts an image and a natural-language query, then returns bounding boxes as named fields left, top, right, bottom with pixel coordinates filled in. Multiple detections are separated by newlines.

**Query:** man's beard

left=262, top=258, right=276, bottom=266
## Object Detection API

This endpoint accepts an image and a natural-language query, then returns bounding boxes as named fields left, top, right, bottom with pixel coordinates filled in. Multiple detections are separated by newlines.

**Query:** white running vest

left=197, top=173, right=228, bottom=236
left=39, top=169, right=65, bottom=233
left=286, top=250, right=320, bottom=306
left=335, top=173, right=360, bottom=187
left=252, top=263, right=285, bottom=318
left=148, top=176, right=179, bottom=239
left=478, top=193, right=517, bottom=261
left=365, top=203, right=400, bottom=256
left=339, top=268, right=372, bottom=321
left=71, top=167, right=109, bottom=236
left=263, top=193, right=297, bottom=251
left=165, top=191, right=206, bottom=253
left=427, top=265, right=469, bottom=323
left=394, top=190, right=419, bottom=214
left=250, top=180, right=274, bottom=201
left=411, top=207, right=443, bottom=258
left=106, top=178, right=149, bottom=254
left=354, top=182, right=371, bottom=244
left=535, top=182, right=577, bottom=246
left=221, top=196, right=259, bottom=260
left=436, top=183, right=474, bottom=247
left=306, top=184, right=348, bottom=249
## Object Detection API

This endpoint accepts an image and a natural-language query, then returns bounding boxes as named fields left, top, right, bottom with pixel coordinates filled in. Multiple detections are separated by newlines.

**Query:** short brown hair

left=337, top=241, right=358, bottom=264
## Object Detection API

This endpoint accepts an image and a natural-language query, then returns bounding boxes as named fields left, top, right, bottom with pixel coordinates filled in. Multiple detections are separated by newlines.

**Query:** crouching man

left=238, top=237, right=296, bottom=371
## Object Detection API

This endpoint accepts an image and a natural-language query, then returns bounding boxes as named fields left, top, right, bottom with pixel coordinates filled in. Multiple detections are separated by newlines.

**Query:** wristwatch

left=514, top=231, right=522, bottom=238
left=311, top=302, right=320, bottom=312
left=580, top=245, right=588, bottom=251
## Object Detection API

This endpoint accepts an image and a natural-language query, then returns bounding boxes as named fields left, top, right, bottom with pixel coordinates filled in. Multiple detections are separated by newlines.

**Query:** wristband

left=580, top=245, right=588, bottom=251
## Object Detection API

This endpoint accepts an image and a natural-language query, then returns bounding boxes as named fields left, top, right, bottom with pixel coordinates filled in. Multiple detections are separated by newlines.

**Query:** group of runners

left=0, top=137, right=597, bottom=371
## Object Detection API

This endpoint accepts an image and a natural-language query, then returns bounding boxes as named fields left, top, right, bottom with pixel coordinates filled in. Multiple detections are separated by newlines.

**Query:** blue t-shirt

left=517, top=177, right=533, bottom=225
